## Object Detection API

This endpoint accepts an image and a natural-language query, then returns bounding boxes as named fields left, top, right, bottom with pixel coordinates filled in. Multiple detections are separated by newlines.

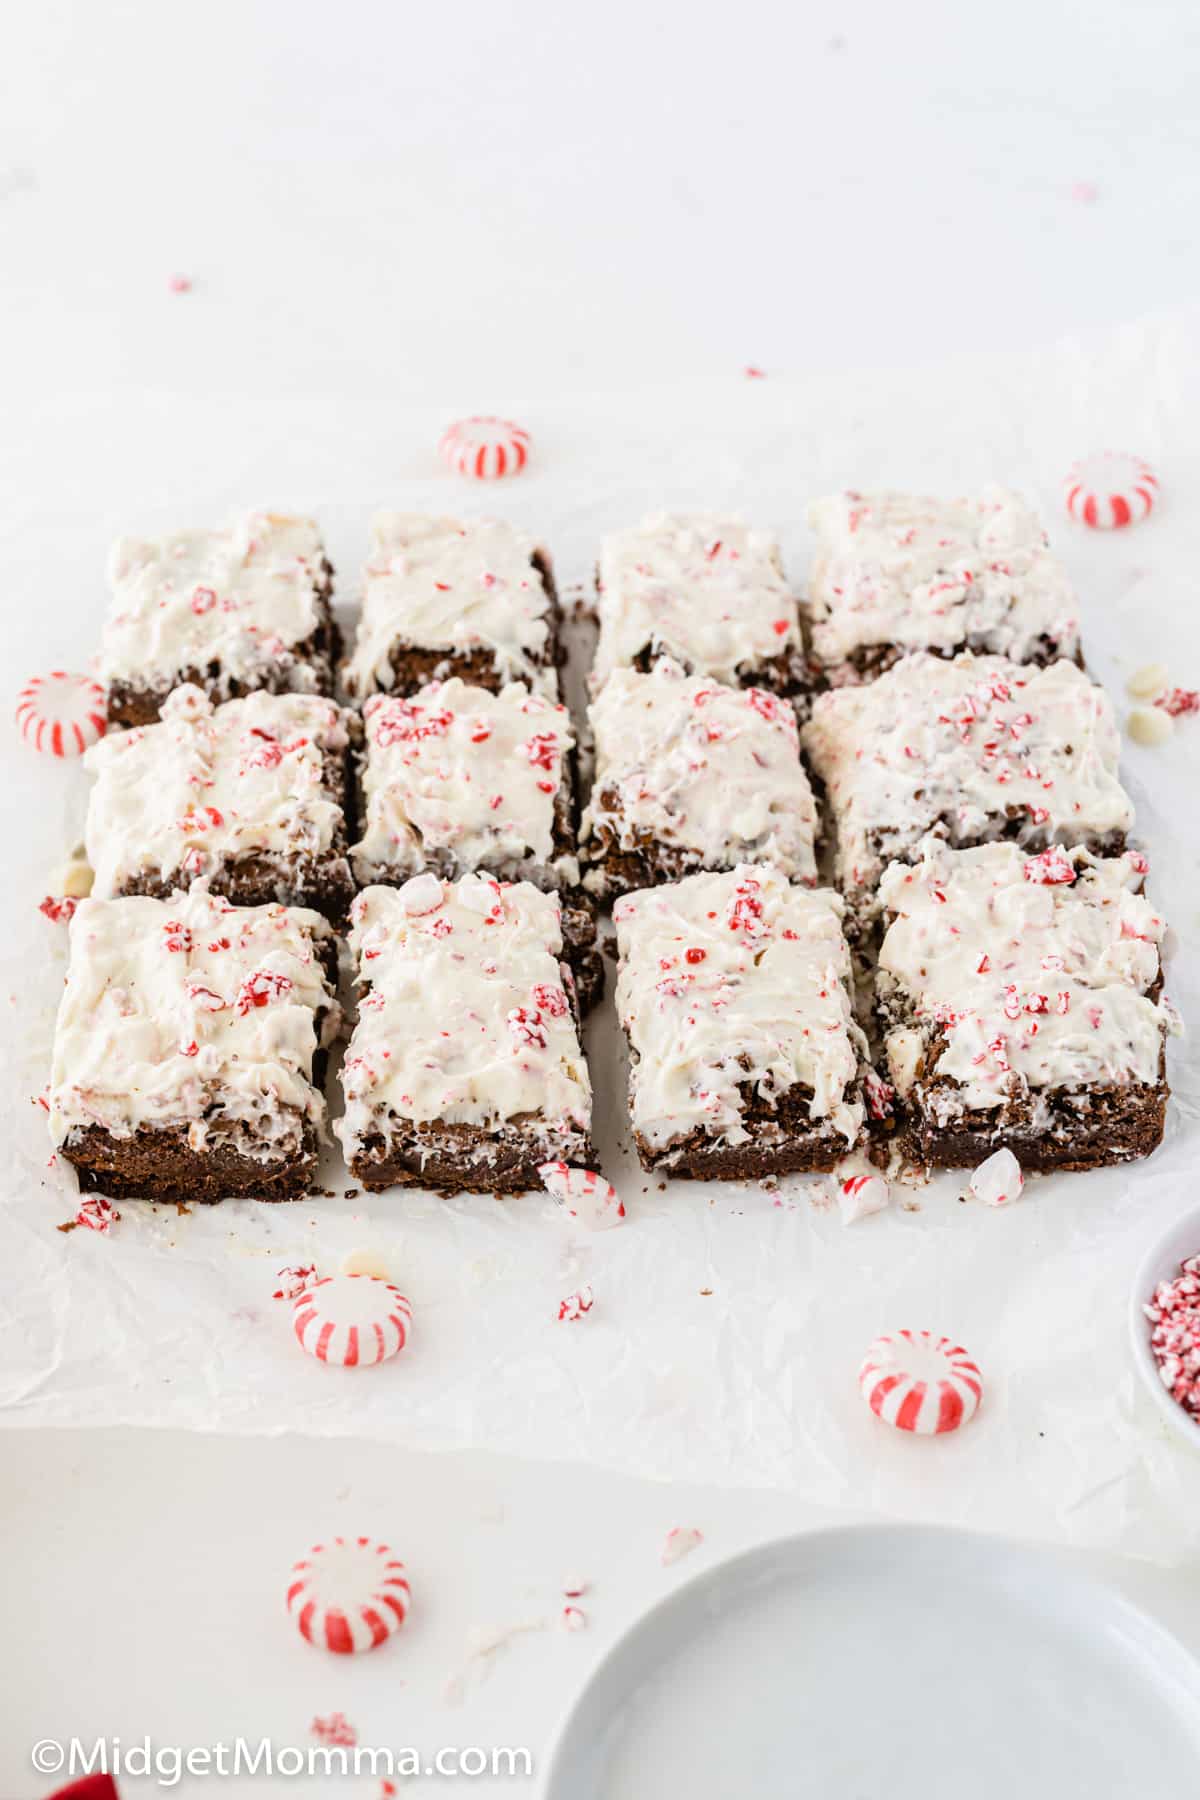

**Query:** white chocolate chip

left=1128, top=706, right=1174, bottom=747
left=56, top=858, right=94, bottom=899
left=1126, top=662, right=1169, bottom=702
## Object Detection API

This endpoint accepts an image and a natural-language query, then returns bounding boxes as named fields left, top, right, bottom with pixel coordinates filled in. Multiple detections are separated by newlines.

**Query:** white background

left=5, top=2, right=1200, bottom=1796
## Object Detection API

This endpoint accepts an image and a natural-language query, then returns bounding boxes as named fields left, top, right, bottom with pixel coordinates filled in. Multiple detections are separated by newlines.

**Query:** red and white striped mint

left=16, top=671, right=107, bottom=757
left=538, top=1162, right=625, bottom=1230
left=859, top=1330, right=983, bottom=1435
left=967, top=1148, right=1024, bottom=1208
left=838, top=1171, right=890, bottom=1224
left=1064, top=452, right=1157, bottom=529
left=287, top=1536, right=411, bottom=1655
left=440, top=416, right=531, bottom=480
left=292, top=1274, right=412, bottom=1367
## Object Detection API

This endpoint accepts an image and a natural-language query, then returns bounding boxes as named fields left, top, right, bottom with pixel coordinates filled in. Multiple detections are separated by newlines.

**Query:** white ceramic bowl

left=1129, top=1201, right=1200, bottom=1451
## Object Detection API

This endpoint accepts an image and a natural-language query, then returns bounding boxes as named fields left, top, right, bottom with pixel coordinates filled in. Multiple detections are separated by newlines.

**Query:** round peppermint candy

left=1064, top=452, right=1157, bottom=529
left=16, top=671, right=106, bottom=757
left=859, top=1330, right=983, bottom=1435
left=287, top=1536, right=411, bottom=1655
left=538, top=1162, right=625, bottom=1230
left=440, top=416, right=530, bottom=480
left=292, top=1274, right=412, bottom=1367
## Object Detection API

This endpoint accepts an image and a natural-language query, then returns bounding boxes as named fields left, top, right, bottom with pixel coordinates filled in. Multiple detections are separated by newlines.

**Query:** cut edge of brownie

left=61, top=1118, right=324, bottom=1204
left=625, top=638, right=811, bottom=700
left=346, top=1116, right=597, bottom=1197
left=813, top=631, right=1085, bottom=691
left=106, top=564, right=341, bottom=729
left=628, top=1067, right=864, bottom=1181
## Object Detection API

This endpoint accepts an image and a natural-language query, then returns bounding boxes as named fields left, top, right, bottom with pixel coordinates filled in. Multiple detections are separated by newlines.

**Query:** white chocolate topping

left=83, top=686, right=349, bottom=898
left=802, top=652, right=1133, bottom=892
left=581, top=660, right=817, bottom=892
left=344, top=514, right=554, bottom=697
left=613, top=866, right=865, bottom=1156
left=336, top=878, right=592, bottom=1149
left=99, top=512, right=327, bottom=692
left=592, top=514, right=801, bottom=691
left=48, top=888, right=337, bottom=1156
left=877, top=841, right=1169, bottom=1112
left=352, top=678, right=575, bottom=886
left=807, top=488, right=1080, bottom=672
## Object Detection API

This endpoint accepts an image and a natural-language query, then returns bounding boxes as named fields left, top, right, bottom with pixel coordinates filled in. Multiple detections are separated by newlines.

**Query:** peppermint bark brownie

left=613, top=866, right=867, bottom=1178
left=101, top=512, right=337, bottom=728
left=49, top=889, right=340, bottom=1203
left=802, top=653, right=1132, bottom=907
left=592, top=515, right=808, bottom=696
left=336, top=875, right=594, bottom=1194
left=874, top=841, right=1172, bottom=1172
left=806, top=488, right=1081, bottom=686
left=351, top=676, right=602, bottom=1010
left=580, top=660, right=818, bottom=899
left=344, top=514, right=561, bottom=700
left=84, top=686, right=356, bottom=923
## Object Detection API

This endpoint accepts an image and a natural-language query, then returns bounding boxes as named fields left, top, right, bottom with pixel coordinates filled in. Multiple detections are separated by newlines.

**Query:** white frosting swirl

left=807, top=488, right=1080, bottom=674
left=84, top=686, right=349, bottom=897
left=613, top=866, right=865, bottom=1156
left=802, top=652, right=1133, bottom=892
left=581, top=660, right=817, bottom=892
left=592, top=514, right=801, bottom=692
left=352, top=678, right=575, bottom=886
left=344, top=514, right=555, bottom=697
left=49, top=888, right=337, bottom=1156
left=100, top=512, right=327, bottom=691
left=877, top=841, right=1169, bottom=1113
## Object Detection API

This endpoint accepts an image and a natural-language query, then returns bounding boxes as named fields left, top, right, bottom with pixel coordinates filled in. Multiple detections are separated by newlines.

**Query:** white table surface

left=5, top=2, right=1200, bottom=1795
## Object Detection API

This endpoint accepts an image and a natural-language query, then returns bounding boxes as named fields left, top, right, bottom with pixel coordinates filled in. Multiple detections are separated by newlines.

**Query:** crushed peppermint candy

left=838, top=1171, right=890, bottom=1224
left=1022, top=845, right=1077, bottom=885
left=274, top=1263, right=319, bottom=1301
left=310, top=1713, right=357, bottom=1747
left=539, top=1163, right=625, bottom=1229
left=76, top=1196, right=120, bottom=1234
left=661, top=1526, right=704, bottom=1567
left=1155, top=687, right=1200, bottom=718
left=558, top=1285, right=594, bottom=1323
left=1144, top=1254, right=1200, bottom=1424
left=39, top=894, right=77, bottom=925
left=967, top=1148, right=1024, bottom=1208
left=561, top=1605, right=588, bottom=1632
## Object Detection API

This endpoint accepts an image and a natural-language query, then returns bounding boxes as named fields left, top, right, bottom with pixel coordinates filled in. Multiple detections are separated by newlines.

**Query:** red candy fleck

left=532, top=982, right=568, bottom=1017
left=863, top=1067, right=895, bottom=1121
left=1155, top=687, right=1200, bottom=718
left=77, top=1196, right=120, bottom=1234
left=771, top=618, right=790, bottom=636
left=235, top=969, right=294, bottom=1014
left=190, top=585, right=217, bottom=614
left=558, top=1284, right=594, bottom=1323
left=507, top=1006, right=548, bottom=1050
left=1145, top=1253, right=1200, bottom=1423
left=39, top=895, right=77, bottom=925
left=311, top=1713, right=357, bottom=1747
left=685, top=947, right=706, bottom=965
left=163, top=921, right=193, bottom=953
left=274, top=1264, right=318, bottom=1301
left=1023, top=846, right=1077, bottom=885
left=521, top=732, right=559, bottom=773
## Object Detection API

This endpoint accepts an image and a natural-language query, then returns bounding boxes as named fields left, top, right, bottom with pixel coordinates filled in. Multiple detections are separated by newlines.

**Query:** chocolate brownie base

left=112, top=741, right=359, bottom=926
left=584, top=788, right=819, bottom=902
left=106, top=572, right=341, bottom=729
left=630, top=1076, right=855, bottom=1180
left=627, top=639, right=809, bottom=699
left=817, top=632, right=1084, bottom=690
left=355, top=552, right=564, bottom=699
left=347, top=1118, right=598, bottom=1197
left=61, top=1119, right=322, bottom=1203
left=882, top=1073, right=1168, bottom=1173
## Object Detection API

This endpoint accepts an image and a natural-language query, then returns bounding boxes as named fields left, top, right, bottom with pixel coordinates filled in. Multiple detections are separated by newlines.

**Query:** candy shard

left=838, top=1170, right=890, bottom=1224
left=661, top=1526, right=704, bottom=1566
left=967, top=1147, right=1024, bottom=1208
left=557, top=1284, right=594, bottom=1323
left=538, top=1161, right=625, bottom=1229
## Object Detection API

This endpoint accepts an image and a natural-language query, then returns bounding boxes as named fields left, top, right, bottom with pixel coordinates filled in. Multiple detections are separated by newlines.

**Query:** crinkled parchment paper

left=3, top=313, right=1199, bottom=1562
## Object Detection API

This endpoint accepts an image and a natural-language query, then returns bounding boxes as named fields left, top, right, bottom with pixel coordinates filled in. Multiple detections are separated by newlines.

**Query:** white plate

left=1129, top=1200, right=1200, bottom=1450
left=544, top=1526, right=1200, bottom=1799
